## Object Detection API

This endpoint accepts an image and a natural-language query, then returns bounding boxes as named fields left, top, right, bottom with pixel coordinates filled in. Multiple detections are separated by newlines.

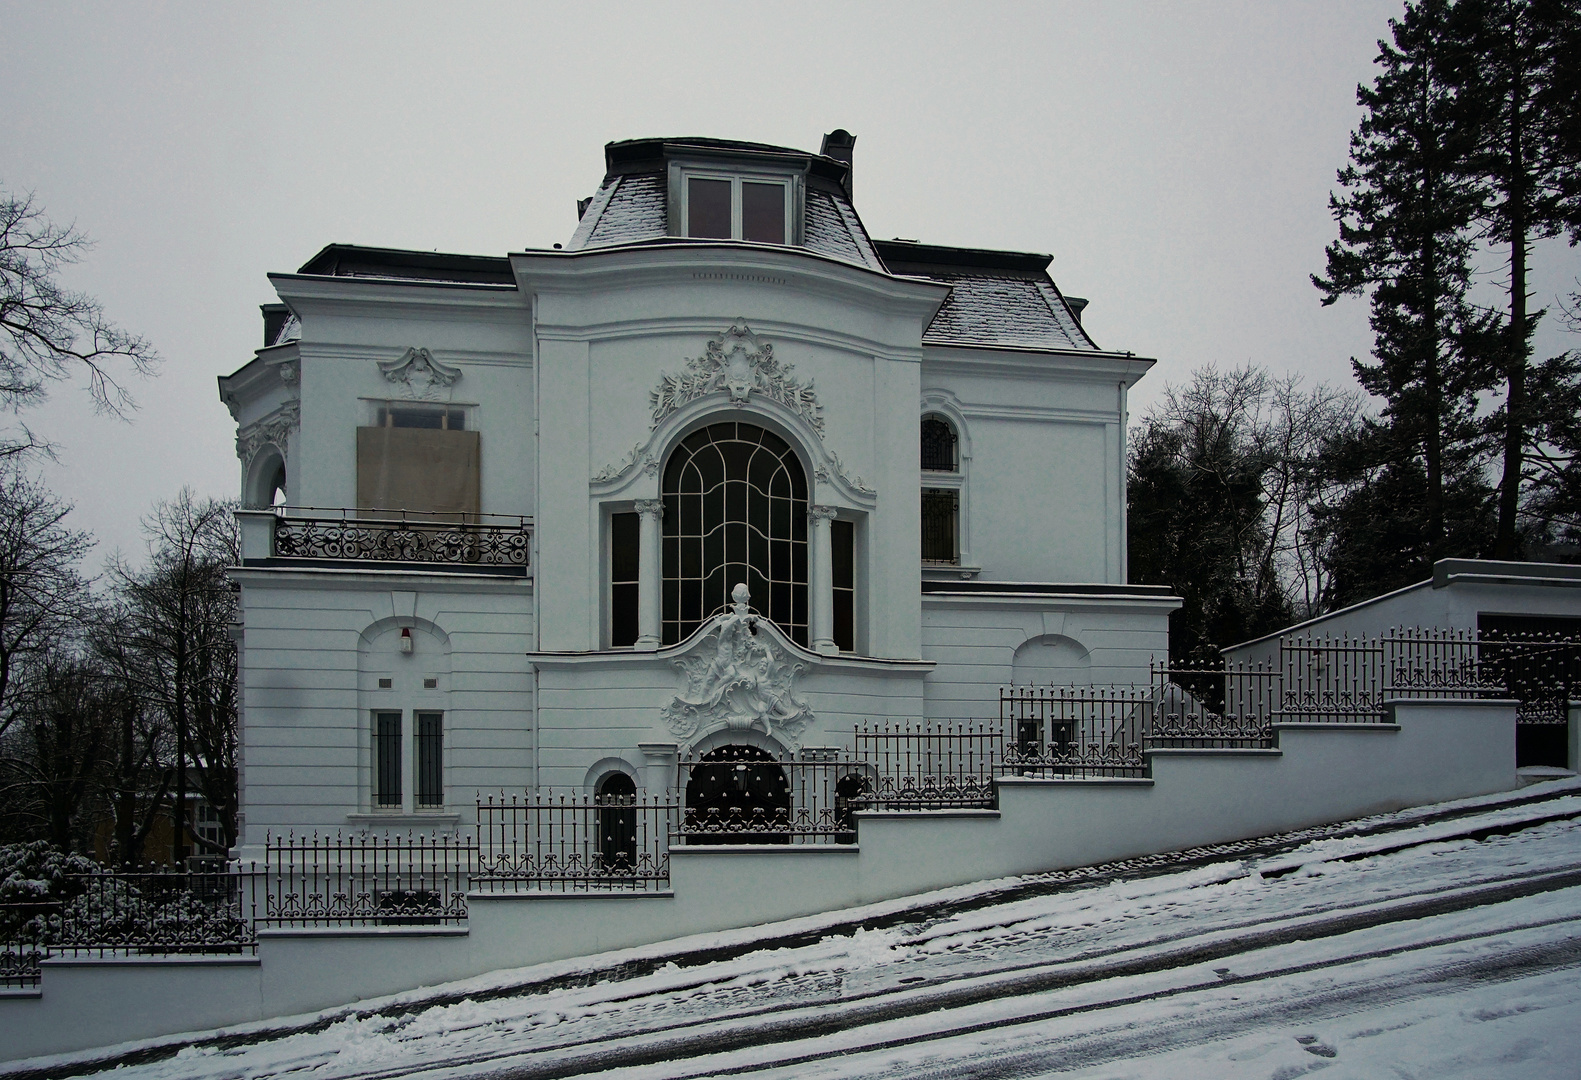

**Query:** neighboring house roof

left=875, top=241, right=1099, bottom=352
left=1221, top=558, right=1581, bottom=652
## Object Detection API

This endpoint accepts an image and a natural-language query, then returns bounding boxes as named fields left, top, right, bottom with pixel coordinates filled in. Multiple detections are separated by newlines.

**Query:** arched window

left=921, top=414, right=958, bottom=472
left=662, top=421, right=808, bottom=646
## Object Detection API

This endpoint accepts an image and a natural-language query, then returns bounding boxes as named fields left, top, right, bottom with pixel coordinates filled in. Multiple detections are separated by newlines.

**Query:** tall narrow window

left=921, top=414, right=958, bottom=472
left=921, top=489, right=959, bottom=564
left=609, top=511, right=640, bottom=647
left=832, top=519, right=855, bottom=652
left=662, top=422, right=808, bottom=646
left=373, top=711, right=402, bottom=807
left=416, top=712, right=443, bottom=807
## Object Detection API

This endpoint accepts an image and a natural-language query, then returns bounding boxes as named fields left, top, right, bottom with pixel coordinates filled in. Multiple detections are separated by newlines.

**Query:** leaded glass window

left=662, top=422, right=808, bottom=646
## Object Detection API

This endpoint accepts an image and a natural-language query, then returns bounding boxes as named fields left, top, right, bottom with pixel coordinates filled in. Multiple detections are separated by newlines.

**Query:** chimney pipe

left=820, top=129, right=856, bottom=198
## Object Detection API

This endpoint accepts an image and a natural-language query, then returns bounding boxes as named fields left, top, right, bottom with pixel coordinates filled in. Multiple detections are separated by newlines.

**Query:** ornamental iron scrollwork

left=273, top=516, right=529, bottom=567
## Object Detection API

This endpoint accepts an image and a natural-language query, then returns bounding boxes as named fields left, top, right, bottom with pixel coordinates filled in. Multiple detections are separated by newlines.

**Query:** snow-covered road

left=13, top=780, right=1581, bottom=1080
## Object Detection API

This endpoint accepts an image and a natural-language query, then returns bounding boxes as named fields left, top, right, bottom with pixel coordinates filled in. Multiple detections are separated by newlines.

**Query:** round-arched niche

left=1010, top=634, right=1092, bottom=686
left=244, top=445, right=287, bottom=509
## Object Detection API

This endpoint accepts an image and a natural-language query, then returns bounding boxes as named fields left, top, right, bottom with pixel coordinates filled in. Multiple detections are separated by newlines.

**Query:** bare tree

left=0, top=646, right=119, bottom=853
left=0, top=188, right=160, bottom=457
left=92, top=604, right=175, bottom=866
left=0, top=464, right=94, bottom=740
left=112, top=492, right=239, bottom=861
left=1129, top=366, right=1364, bottom=659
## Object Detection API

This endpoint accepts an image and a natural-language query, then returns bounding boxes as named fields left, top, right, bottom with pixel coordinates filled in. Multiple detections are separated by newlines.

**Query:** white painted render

left=220, top=214, right=1174, bottom=842
left=0, top=700, right=1522, bottom=1062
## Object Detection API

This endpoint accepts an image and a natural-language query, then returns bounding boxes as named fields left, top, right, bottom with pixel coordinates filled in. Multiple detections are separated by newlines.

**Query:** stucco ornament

left=235, top=403, right=300, bottom=464
left=661, top=583, right=814, bottom=744
left=592, top=443, right=660, bottom=484
left=379, top=347, right=462, bottom=400
left=649, top=322, right=823, bottom=434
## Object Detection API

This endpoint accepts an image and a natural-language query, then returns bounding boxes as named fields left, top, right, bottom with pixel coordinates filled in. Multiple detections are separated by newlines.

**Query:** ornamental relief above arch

left=590, top=320, right=876, bottom=507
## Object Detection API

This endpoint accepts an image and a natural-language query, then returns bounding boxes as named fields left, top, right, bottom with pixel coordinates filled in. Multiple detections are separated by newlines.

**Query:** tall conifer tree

left=1315, top=0, right=1494, bottom=586
left=1450, top=0, right=1581, bottom=557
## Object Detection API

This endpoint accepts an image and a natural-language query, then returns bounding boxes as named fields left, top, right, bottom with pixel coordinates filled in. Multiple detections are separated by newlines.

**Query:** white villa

left=219, top=132, right=1176, bottom=856
left=0, top=132, right=1536, bottom=1066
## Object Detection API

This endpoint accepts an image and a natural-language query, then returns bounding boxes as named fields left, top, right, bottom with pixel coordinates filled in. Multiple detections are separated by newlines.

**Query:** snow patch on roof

left=804, top=190, right=883, bottom=270
left=582, top=174, right=668, bottom=248
left=915, top=272, right=1098, bottom=351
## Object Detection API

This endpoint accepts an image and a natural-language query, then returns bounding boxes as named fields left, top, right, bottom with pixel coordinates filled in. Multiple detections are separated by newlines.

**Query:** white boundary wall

left=0, top=699, right=1521, bottom=1064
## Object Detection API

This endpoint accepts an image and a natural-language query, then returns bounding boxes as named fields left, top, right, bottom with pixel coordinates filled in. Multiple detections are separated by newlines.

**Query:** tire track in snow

left=317, top=868, right=1581, bottom=1080
left=17, top=786, right=1581, bottom=1080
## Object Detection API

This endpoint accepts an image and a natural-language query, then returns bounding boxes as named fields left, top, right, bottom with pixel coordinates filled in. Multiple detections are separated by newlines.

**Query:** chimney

left=261, top=304, right=290, bottom=347
left=820, top=129, right=856, bottom=198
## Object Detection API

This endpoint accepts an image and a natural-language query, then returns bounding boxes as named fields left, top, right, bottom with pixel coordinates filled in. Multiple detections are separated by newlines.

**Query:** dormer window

left=682, top=174, right=790, bottom=244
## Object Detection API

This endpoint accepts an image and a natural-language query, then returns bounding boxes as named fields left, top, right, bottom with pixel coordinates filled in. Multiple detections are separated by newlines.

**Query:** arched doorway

left=594, top=772, right=638, bottom=871
left=682, top=745, right=791, bottom=844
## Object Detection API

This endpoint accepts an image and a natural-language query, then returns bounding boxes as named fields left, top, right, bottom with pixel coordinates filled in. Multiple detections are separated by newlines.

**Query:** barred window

left=373, top=711, right=402, bottom=807
left=662, top=422, right=808, bottom=646
left=416, top=712, right=443, bottom=807
left=921, top=414, right=958, bottom=472
left=921, top=489, right=959, bottom=564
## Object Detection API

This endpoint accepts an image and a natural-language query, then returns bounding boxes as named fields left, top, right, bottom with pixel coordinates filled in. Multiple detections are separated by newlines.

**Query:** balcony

left=237, top=506, right=530, bottom=574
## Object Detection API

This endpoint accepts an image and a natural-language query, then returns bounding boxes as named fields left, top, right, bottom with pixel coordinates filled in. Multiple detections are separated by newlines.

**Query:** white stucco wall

left=233, top=568, right=534, bottom=851
left=0, top=699, right=1523, bottom=1064
left=920, top=591, right=1176, bottom=719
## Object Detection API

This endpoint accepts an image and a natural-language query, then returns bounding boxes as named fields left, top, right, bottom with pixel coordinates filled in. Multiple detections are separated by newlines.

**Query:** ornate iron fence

left=1277, top=633, right=1387, bottom=722
left=476, top=792, right=675, bottom=892
left=259, top=831, right=474, bottom=925
left=1000, top=684, right=1148, bottom=777
left=676, top=749, right=876, bottom=843
left=0, top=865, right=257, bottom=989
left=271, top=506, right=530, bottom=567
left=852, top=721, right=1001, bottom=807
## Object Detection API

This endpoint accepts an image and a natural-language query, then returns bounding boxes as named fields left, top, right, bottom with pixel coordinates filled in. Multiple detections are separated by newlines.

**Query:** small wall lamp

left=399, top=627, right=413, bottom=654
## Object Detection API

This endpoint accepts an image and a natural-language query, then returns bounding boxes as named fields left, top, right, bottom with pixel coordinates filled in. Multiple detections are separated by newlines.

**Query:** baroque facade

left=219, top=133, right=1178, bottom=855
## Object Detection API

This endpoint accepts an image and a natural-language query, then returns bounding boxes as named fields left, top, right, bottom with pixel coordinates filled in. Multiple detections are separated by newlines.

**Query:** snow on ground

left=13, top=780, right=1581, bottom=1080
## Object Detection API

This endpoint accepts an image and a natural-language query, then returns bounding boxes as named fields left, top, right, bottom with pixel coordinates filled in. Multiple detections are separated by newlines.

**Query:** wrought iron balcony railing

left=270, top=507, right=530, bottom=568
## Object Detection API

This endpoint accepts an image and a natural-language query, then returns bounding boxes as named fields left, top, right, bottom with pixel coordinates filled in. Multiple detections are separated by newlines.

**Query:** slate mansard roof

left=278, top=135, right=1101, bottom=354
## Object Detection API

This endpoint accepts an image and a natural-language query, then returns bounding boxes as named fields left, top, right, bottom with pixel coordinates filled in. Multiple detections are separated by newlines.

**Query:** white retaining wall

left=0, top=698, right=1521, bottom=1065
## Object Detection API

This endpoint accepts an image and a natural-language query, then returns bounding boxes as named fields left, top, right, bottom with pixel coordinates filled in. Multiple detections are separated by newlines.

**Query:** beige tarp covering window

left=357, top=427, right=481, bottom=518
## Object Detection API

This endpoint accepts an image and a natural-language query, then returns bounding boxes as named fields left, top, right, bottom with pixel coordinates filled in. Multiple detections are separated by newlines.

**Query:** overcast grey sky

left=3, top=0, right=1577, bottom=568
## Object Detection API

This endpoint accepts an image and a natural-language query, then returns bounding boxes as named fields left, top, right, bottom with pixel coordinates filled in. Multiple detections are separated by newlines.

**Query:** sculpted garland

left=595, top=322, right=873, bottom=495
